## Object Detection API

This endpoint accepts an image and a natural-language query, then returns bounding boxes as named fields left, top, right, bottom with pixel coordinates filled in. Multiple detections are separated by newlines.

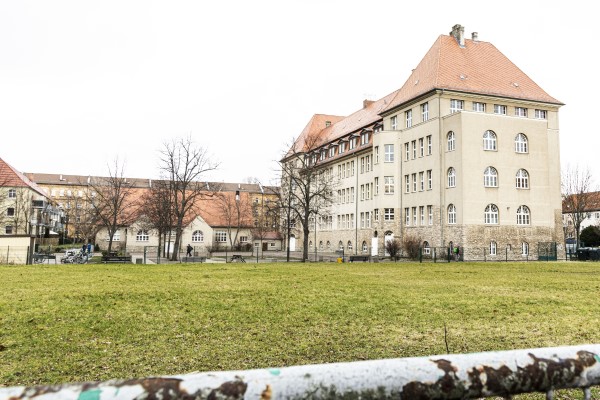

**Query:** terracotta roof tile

left=0, top=158, right=48, bottom=197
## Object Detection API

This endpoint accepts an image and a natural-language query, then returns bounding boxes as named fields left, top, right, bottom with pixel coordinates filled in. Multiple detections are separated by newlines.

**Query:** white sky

left=0, top=0, right=597, bottom=186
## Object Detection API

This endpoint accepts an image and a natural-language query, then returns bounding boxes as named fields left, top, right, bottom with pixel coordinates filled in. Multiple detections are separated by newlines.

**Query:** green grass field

left=1, top=261, right=599, bottom=398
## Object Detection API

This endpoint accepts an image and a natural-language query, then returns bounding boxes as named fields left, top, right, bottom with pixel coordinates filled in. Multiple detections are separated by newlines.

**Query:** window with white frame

left=360, top=157, right=365, bottom=173
left=362, top=241, right=368, bottom=253
left=447, top=131, right=455, bottom=151
left=494, top=104, right=507, bottom=115
left=329, top=147, right=335, bottom=158
left=361, top=131, right=369, bottom=145
left=339, top=142, right=345, bottom=154
left=448, top=204, right=456, bottom=224
left=420, top=206, right=425, bottom=225
left=428, top=205, right=433, bottom=225
left=366, top=211, right=371, bottom=227
left=534, top=109, right=547, bottom=119
left=405, top=207, right=410, bottom=225
left=419, top=138, right=424, bottom=157
left=412, top=207, right=417, bottom=226
left=215, top=231, right=227, bottom=242
left=412, top=173, right=417, bottom=192
left=522, top=242, right=529, bottom=256
left=447, top=167, right=456, bottom=188
left=391, top=115, right=398, bottom=130
left=192, top=230, right=204, bottom=242
left=450, top=99, right=464, bottom=113
left=360, top=185, right=365, bottom=200
left=516, top=205, right=530, bottom=225
left=349, top=137, right=357, bottom=150
left=490, top=241, right=497, bottom=256
left=427, top=170, right=432, bottom=190
left=374, top=177, right=379, bottom=195
left=136, top=230, right=149, bottom=241
left=405, top=175, right=410, bottom=193
left=384, top=208, right=394, bottom=221
left=421, top=102, right=429, bottom=121
left=384, top=176, right=394, bottom=194
left=483, top=130, right=497, bottom=151
left=405, top=143, right=410, bottom=160
left=484, top=204, right=499, bottom=224
left=473, top=102, right=486, bottom=112
left=374, top=208, right=379, bottom=221
left=515, top=133, right=528, bottom=153
left=107, top=230, right=121, bottom=241
left=516, top=169, right=529, bottom=189
left=423, top=241, right=430, bottom=254
left=419, top=172, right=424, bottom=191
left=484, top=166, right=498, bottom=187
left=515, top=107, right=528, bottom=117
left=384, top=144, right=394, bottom=162
left=427, top=135, right=432, bottom=155
left=374, top=146, right=379, bottom=163
left=8, top=189, right=16, bottom=198
left=406, top=109, right=412, bottom=128
left=412, top=140, right=417, bottom=159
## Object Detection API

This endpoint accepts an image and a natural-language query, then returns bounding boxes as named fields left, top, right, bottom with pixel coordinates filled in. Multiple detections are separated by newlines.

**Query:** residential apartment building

left=285, top=25, right=564, bottom=260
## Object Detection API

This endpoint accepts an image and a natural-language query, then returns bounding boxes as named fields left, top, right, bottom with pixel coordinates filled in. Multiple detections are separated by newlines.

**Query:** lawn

left=1, top=261, right=599, bottom=398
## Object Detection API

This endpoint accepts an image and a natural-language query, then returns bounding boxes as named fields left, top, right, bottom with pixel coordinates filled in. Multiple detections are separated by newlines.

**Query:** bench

left=230, top=254, right=246, bottom=263
left=101, top=255, right=132, bottom=263
left=349, top=255, right=370, bottom=262
left=33, top=253, right=57, bottom=264
left=183, top=256, right=206, bottom=263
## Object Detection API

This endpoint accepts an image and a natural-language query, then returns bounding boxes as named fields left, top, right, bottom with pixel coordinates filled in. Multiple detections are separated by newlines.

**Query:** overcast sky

left=1, top=0, right=597, bottom=186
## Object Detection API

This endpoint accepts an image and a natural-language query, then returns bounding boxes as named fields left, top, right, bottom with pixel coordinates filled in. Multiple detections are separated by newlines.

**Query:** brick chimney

left=450, top=24, right=465, bottom=47
left=363, top=99, right=375, bottom=109
left=471, top=32, right=479, bottom=41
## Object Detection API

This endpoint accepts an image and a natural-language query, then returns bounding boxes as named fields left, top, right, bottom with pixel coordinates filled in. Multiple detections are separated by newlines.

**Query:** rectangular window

left=419, top=138, right=424, bottom=157
left=329, top=147, right=335, bottom=157
left=374, top=146, right=379, bottom=164
left=391, top=115, right=398, bottom=130
left=349, top=137, right=356, bottom=150
left=339, top=142, right=345, bottom=154
left=494, top=104, right=507, bottom=115
left=419, top=172, right=424, bottom=191
left=420, top=206, right=425, bottom=225
left=5, top=225, right=13, bottom=234
left=535, top=109, right=547, bottom=119
left=366, top=155, right=371, bottom=172
left=366, top=183, right=371, bottom=199
left=405, top=175, right=410, bottom=193
left=450, top=99, right=464, bottom=113
left=375, top=177, right=379, bottom=195
left=427, top=135, right=432, bottom=155
left=350, top=160, right=355, bottom=176
left=404, top=143, right=410, bottom=161
left=405, top=208, right=410, bottom=225
left=384, top=144, right=394, bottom=162
left=411, top=140, right=417, bottom=159
left=406, top=109, right=412, bottom=128
left=427, top=170, right=432, bottom=190
left=384, top=176, right=395, bottom=194
left=360, top=185, right=365, bottom=200
left=515, top=107, right=528, bottom=117
left=366, top=212, right=371, bottom=227
left=428, top=205, right=433, bottom=225
left=412, top=207, right=417, bottom=226
left=361, top=132, right=369, bottom=145
left=421, top=102, right=429, bottom=121
left=360, top=157, right=365, bottom=173
left=412, top=173, right=417, bottom=192
left=384, top=208, right=394, bottom=221
left=6, top=207, right=14, bottom=216
left=360, top=212, right=365, bottom=228
left=473, top=102, right=486, bottom=112
left=351, top=187, right=355, bottom=202
left=374, top=208, right=379, bottom=221
left=216, top=231, right=227, bottom=242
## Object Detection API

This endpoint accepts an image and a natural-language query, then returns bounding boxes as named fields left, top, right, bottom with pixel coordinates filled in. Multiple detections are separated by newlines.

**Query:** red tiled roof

left=0, top=158, right=48, bottom=197
left=383, top=35, right=562, bottom=113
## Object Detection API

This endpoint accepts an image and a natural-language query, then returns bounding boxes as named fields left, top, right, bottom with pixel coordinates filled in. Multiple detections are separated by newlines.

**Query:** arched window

left=483, top=130, right=497, bottom=151
left=447, top=204, right=456, bottom=224
left=423, top=241, right=430, bottom=255
left=490, top=241, right=497, bottom=255
left=516, top=169, right=529, bottom=189
left=192, top=230, right=204, bottom=242
left=319, top=241, right=323, bottom=250
left=447, top=131, right=455, bottom=151
left=338, top=241, right=344, bottom=250
left=517, top=205, right=530, bottom=225
left=484, top=204, right=499, bottom=224
left=484, top=166, right=498, bottom=187
left=136, top=230, right=148, bottom=242
left=362, top=241, right=368, bottom=253
left=326, top=241, right=331, bottom=250
left=447, top=167, right=456, bottom=188
left=347, top=241, right=353, bottom=250
left=309, top=241, right=313, bottom=249
left=515, top=133, right=528, bottom=153
left=522, top=242, right=529, bottom=255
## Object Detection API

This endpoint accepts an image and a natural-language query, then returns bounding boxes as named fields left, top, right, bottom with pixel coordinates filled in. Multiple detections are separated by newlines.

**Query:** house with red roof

left=283, top=24, right=564, bottom=260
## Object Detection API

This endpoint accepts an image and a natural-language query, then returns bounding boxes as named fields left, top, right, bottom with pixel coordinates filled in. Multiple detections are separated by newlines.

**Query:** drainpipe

left=438, top=91, right=445, bottom=248
left=355, top=152, right=359, bottom=255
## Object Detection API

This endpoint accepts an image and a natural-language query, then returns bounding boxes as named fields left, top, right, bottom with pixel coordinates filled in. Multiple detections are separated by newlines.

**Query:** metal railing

left=2, top=344, right=599, bottom=400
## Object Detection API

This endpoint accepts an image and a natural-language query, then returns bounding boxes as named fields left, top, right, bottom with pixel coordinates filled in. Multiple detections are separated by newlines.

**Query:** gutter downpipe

left=438, top=90, right=445, bottom=248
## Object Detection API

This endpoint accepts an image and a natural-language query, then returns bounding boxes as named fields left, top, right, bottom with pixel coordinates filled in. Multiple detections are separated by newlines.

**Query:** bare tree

left=139, top=179, right=175, bottom=257
left=562, top=164, right=596, bottom=250
left=279, top=132, right=336, bottom=261
left=88, top=159, right=136, bottom=254
left=11, top=187, right=33, bottom=235
left=159, top=137, right=218, bottom=261
left=385, top=238, right=402, bottom=261
left=215, top=190, right=253, bottom=250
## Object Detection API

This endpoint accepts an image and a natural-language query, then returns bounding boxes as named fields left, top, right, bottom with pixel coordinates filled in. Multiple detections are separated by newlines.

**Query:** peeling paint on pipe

left=2, top=345, right=599, bottom=400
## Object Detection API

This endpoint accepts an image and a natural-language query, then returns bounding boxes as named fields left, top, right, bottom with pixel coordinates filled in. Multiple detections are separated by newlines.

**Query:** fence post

left=143, top=246, right=147, bottom=264
left=433, top=248, right=436, bottom=263
left=484, top=247, right=486, bottom=262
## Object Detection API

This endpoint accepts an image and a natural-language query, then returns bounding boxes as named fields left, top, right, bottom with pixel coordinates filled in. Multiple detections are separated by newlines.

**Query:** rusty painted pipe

left=2, top=344, right=599, bottom=400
